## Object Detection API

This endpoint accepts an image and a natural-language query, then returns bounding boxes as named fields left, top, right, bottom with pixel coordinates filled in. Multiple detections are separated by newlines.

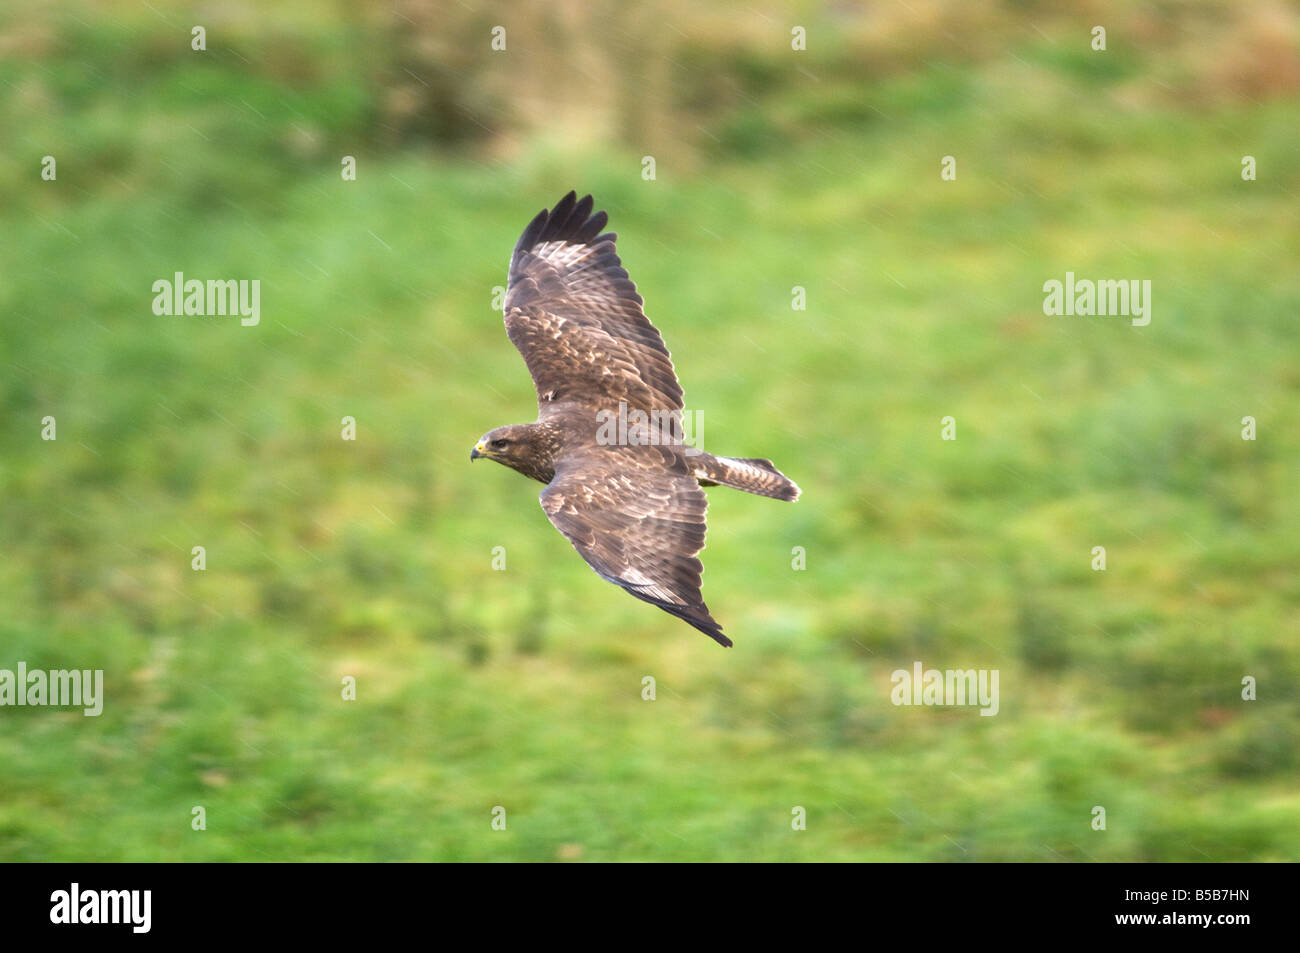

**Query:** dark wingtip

left=671, top=604, right=732, bottom=647
left=628, top=589, right=732, bottom=647
left=690, top=618, right=733, bottom=647
left=516, top=191, right=610, bottom=255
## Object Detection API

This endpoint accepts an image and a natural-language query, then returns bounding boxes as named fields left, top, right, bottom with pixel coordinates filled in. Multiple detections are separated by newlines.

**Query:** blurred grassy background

left=1, top=0, right=1298, bottom=860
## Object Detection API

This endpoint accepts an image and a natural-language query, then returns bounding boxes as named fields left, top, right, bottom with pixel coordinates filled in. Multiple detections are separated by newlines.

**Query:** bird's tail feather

left=695, top=454, right=801, bottom=501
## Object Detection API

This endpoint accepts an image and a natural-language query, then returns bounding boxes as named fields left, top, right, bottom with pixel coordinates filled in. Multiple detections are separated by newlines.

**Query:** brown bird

left=471, top=192, right=799, bottom=646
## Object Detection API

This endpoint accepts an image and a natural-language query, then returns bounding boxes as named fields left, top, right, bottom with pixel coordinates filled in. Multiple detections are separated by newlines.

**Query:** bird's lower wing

left=539, top=448, right=730, bottom=646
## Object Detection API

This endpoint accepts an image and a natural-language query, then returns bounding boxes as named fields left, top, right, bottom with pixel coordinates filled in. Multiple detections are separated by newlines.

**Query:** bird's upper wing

left=504, top=192, right=684, bottom=418
left=539, top=445, right=730, bottom=646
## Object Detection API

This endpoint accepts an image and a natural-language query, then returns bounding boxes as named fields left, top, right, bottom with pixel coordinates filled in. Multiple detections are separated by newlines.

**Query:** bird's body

left=472, top=193, right=799, bottom=646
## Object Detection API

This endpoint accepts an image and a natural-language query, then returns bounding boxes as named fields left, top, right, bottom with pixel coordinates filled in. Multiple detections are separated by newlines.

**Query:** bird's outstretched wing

left=504, top=192, right=684, bottom=419
left=539, top=445, right=730, bottom=646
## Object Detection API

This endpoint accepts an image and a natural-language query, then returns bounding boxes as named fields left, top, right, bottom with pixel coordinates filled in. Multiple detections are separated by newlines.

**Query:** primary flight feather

left=471, top=192, right=799, bottom=646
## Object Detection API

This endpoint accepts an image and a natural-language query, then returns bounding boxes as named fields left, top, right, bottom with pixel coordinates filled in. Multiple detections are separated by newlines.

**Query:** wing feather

left=504, top=192, right=684, bottom=417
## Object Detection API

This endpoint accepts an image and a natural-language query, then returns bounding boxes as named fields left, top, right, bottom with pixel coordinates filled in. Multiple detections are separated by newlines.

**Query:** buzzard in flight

left=471, top=192, right=799, bottom=646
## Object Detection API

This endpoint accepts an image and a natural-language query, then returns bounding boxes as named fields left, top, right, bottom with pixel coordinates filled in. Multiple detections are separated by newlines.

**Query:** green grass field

left=2, top=3, right=1298, bottom=861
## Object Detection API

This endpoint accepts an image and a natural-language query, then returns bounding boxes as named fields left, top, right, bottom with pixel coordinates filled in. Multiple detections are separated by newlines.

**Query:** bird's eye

left=489, top=438, right=509, bottom=450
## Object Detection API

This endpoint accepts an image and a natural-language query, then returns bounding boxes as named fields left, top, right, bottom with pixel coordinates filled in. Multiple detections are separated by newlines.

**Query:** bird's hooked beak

left=470, top=440, right=486, bottom=461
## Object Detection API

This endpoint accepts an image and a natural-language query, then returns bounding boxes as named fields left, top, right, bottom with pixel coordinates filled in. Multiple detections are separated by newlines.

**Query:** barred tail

left=694, top=454, right=801, bottom=501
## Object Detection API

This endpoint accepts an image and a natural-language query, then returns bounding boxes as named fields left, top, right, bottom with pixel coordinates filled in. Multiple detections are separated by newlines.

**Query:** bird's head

left=470, top=423, right=541, bottom=472
left=471, top=426, right=518, bottom=463
left=471, top=422, right=559, bottom=483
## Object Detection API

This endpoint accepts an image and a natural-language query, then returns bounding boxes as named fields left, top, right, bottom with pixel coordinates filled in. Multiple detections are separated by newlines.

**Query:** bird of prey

left=471, top=192, right=799, bottom=646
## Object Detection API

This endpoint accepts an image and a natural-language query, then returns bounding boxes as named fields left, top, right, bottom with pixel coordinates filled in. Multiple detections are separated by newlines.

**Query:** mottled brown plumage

left=471, top=192, right=800, bottom=646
